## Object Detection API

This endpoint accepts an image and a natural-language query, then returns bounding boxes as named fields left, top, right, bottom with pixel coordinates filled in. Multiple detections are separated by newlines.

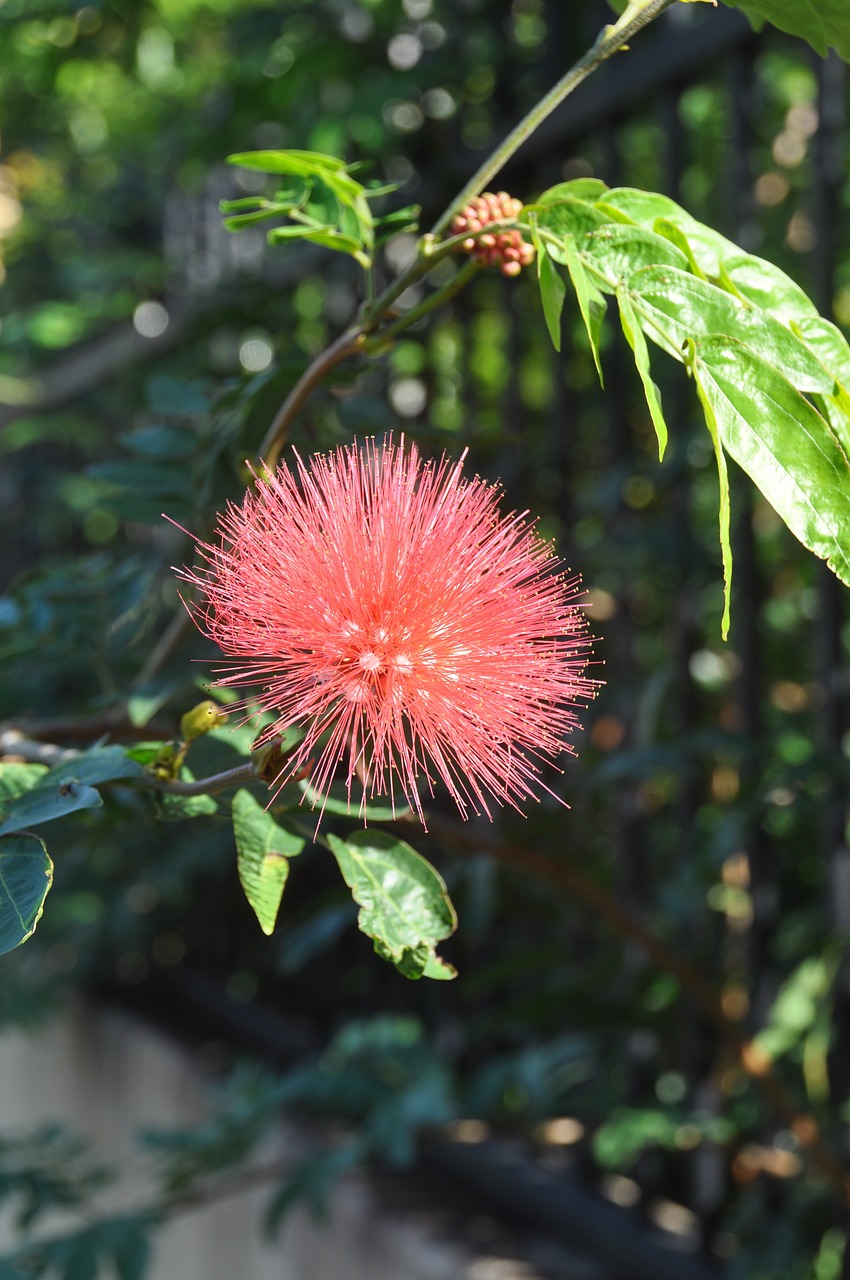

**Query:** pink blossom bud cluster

left=451, top=191, right=535, bottom=277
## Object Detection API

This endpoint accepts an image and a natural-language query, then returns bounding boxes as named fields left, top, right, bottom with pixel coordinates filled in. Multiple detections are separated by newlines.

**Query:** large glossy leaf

left=720, top=253, right=818, bottom=325
left=326, top=831, right=457, bottom=980
left=628, top=266, right=834, bottom=394
left=0, top=779, right=103, bottom=837
left=581, top=224, right=689, bottom=289
left=0, top=833, right=53, bottom=955
left=720, top=0, right=850, bottom=60
left=533, top=192, right=610, bottom=243
left=597, top=188, right=740, bottom=276
left=232, top=789, right=305, bottom=936
left=693, top=337, right=850, bottom=589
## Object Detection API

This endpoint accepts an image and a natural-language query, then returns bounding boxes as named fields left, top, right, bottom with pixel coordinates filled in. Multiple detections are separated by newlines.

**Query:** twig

left=0, top=732, right=258, bottom=797
left=430, top=0, right=676, bottom=236
left=137, top=762, right=258, bottom=797
left=362, top=259, right=481, bottom=352
left=258, top=2, right=677, bottom=460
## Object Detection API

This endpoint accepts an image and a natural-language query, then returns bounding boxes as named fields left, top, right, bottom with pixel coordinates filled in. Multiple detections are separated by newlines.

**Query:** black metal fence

left=3, top=4, right=849, bottom=1273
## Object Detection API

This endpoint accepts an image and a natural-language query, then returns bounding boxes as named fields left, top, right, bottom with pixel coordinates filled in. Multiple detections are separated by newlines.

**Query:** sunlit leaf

left=537, top=248, right=566, bottom=351
left=617, top=287, right=668, bottom=459
left=719, top=0, right=850, bottom=59
left=690, top=341, right=733, bottom=640
left=326, top=830, right=456, bottom=979
left=581, top=224, right=689, bottom=289
left=232, top=789, right=305, bottom=936
left=0, top=763, right=48, bottom=804
left=558, top=235, right=606, bottom=383
left=628, top=266, right=833, bottom=394
left=693, top=337, right=850, bottom=592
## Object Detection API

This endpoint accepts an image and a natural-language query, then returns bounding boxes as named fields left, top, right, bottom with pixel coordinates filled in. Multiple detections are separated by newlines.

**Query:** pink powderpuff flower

left=178, top=438, right=597, bottom=826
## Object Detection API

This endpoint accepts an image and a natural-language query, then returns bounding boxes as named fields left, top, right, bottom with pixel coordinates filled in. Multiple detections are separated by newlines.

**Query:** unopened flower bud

left=449, top=189, right=535, bottom=276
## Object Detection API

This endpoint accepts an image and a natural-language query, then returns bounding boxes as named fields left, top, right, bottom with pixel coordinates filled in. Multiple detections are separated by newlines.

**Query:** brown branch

left=259, top=327, right=366, bottom=471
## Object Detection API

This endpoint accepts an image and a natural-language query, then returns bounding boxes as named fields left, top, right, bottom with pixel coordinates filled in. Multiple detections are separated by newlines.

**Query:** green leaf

left=227, top=149, right=353, bottom=179
left=42, top=746, right=144, bottom=788
left=537, top=248, right=566, bottom=352
left=719, top=0, right=850, bottom=60
left=692, top=337, right=850, bottom=592
left=0, top=762, right=48, bottom=804
left=232, top=789, right=305, bottom=936
left=652, top=217, right=708, bottom=279
left=266, top=224, right=367, bottom=262
left=598, top=189, right=738, bottom=276
left=0, top=779, right=103, bottom=837
left=297, top=779, right=407, bottom=823
left=537, top=178, right=610, bottom=205
left=107, top=1218, right=153, bottom=1280
left=628, top=265, right=834, bottom=394
left=617, top=287, right=668, bottom=460
left=689, top=342, right=734, bottom=640
left=326, top=830, right=457, bottom=980
left=128, top=689, right=175, bottom=727
left=145, top=375, right=209, bottom=417
left=559, top=235, right=606, bottom=383
left=533, top=193, right=609, bottom=244
left=422, top=952, right=458, bottom=980
left=224, top=150, right=374, bottom=264
left=721, top=252, right=818, bottom=325
left=754, top=951, right=839, bottom=1062
left=581, top=224, right=690, bottom=289
left=0, top=833, right=53, bottom=955
left=794, top=314, right=850, bottom=389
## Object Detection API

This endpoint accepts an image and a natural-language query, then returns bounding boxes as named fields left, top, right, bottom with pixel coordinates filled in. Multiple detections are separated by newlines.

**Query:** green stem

left=430, top=0, right=676, bottom=237
left=260, top=0, right=674, bottom=464
left=362, top=259, right=480, bottom=352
